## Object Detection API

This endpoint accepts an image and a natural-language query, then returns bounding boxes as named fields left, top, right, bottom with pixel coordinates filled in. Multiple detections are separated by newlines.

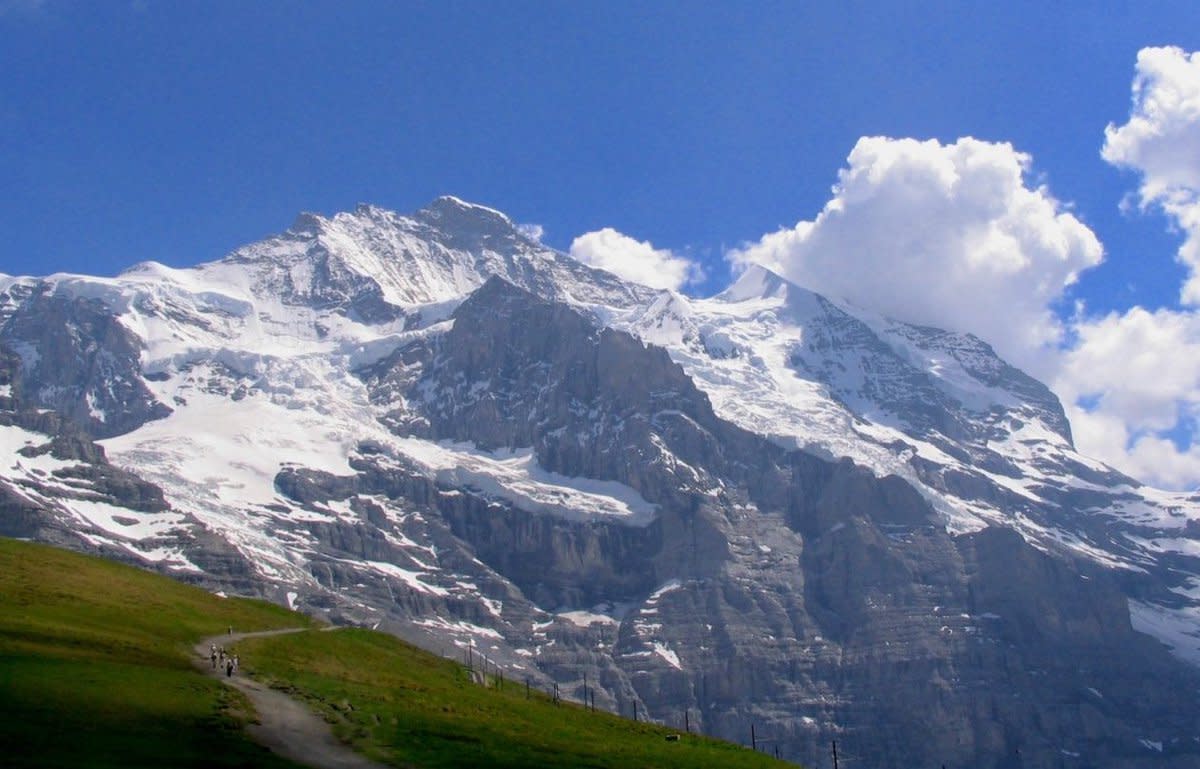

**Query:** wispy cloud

left=517, top=222, right=545, bottom=242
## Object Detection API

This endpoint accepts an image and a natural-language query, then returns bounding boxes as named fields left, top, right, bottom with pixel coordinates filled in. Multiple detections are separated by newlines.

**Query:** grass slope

left=0, top=538, right=309, bottom=768
left=239, top=628, right=793, bottom=769
left=0, top=538, right=794, bottom=768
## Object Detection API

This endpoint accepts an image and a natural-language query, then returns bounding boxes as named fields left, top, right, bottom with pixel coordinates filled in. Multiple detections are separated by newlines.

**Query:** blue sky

left=4, top=1, right=1200, bottom=488
left=1, top=2, right=1191, bottom=285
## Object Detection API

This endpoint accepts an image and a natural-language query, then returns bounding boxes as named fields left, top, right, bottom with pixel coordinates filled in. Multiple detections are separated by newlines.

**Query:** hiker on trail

left=210, top=648, right=218, bottom=669
left=233, top=654, right=239, bottom=672
left=226, top=658, right=234, bottom=678
left=228, top=625, right=233, bottom=636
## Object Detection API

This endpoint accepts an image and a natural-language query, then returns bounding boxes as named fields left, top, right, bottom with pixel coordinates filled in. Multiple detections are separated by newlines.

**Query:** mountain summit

left=207, top=195, right=650, bottom=316
left=2, top=198, right=1198, bottom=768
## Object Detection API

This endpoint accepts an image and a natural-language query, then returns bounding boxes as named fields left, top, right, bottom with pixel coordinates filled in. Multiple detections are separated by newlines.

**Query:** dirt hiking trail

left=195, top=628, right=386, bottom=769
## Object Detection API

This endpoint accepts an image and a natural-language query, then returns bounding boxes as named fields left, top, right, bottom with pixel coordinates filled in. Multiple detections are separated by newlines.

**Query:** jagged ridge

left=1, top=199, right=1199, bottom=767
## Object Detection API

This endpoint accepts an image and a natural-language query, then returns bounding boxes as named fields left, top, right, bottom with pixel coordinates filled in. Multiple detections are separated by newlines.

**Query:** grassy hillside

left=239, top=628, right=791, bottom=769
left=0, top=538, right=310, bottom=768
left=0, top=538, right=793, bottom=768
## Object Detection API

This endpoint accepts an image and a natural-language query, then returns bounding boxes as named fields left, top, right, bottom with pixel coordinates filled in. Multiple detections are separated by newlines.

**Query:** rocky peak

left=876, top=319, right=1074, bottom=446
left=430, top=277, right=713, bottom=452
left=455, top=274, right=551, bottom=317
left=286, top=211, right=327, bottom=237
left=415, top=195, right=517, bottom=234
left=409, top=196, right=533, bottom=257
left=702, top=265, right=1074, bottom=447
left=716, top=263, right=792, bottom=303
left=214, top=198, right=648, bottom=316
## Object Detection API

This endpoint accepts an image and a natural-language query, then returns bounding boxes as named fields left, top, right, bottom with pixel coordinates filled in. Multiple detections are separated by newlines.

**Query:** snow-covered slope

left=2, top=198, right=1199, bottom=767
left=617, top=264, right=1200, bottom=661
left=0, top=197, right=660, bottom=612
left=197, top=196, right=650, bottom=317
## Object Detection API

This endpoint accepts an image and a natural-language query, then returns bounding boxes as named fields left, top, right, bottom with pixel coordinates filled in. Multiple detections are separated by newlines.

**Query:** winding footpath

left=194, top=628, right=387, bottom=769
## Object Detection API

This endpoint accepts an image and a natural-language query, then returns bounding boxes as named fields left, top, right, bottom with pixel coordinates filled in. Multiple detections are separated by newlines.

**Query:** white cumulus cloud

left=1103, top=45, right=1200, bottom=305
left=569, top=228, right=702, bottom=292
left=720, top=122, right=1200, bottom=489
left=728, top=136, right=1103, bottom=369
left=1055, top=307, right=1200, bottom=488
left=1060, top=307, right=1200, bottom=431
left=1049, top=46, right=1200, bottom=489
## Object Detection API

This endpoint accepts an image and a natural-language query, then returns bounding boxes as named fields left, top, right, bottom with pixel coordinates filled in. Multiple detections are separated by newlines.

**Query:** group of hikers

left=210, top=642, right=239, bottom=678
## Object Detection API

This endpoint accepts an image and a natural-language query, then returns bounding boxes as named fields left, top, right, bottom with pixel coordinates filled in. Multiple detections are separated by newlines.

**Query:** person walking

left=226, top=658, right=234, bottom=678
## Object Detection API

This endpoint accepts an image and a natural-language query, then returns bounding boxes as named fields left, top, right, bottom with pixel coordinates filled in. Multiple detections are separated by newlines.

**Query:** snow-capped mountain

left=2, top=197, right=1199, bottom=768
left=619, top=263, right=1200, bottom=661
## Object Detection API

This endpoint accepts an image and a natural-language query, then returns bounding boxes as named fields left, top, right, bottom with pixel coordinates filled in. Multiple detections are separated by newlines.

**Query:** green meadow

left=0, top=538, right=792, bottom=768
left=0, top=538, right=308, bottom=768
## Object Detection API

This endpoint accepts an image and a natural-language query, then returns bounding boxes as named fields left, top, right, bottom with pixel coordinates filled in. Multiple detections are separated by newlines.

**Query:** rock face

left=1, top=199, right=1199, bottom=768
left=0, top=341, right=257, bottom=592
left=1, top=285, right=171, bottom=437
left=363, top=280, right=1198, bottom=768
left=624, top=263, right=1200, bottom=668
